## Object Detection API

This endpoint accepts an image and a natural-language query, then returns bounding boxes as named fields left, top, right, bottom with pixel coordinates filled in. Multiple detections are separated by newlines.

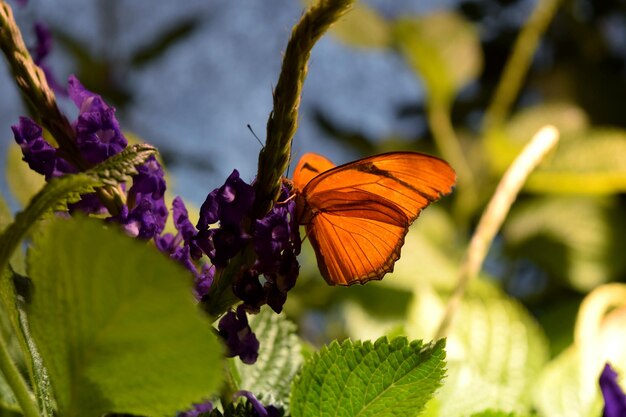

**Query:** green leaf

left=484, top=103, right=589, bottom=174
left=393, top=11, right=482, bottom=106
left=407, top=281, right=549, bottom=416
left=504, top=197, right=626, bottom=291
left=0, top=143, right=158, bottom=286
left=234, top=307, right=303, bottom=412
left=291, top=337, right=446, bottom=417
left=484, top=104, right=626, bottom=194
left=328, top=3, right=392, bottom=49
left=526, top=128, right=626, bottom=194
left=27, top=216, right=223, bottom=417
left=533, top=347, right=604, bottom=417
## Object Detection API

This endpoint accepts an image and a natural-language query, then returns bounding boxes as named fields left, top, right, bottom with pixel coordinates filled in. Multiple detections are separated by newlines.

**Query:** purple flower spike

left=218, top=305, right=259, bottom=364
left=198, top=170, right=255, bottom=231
left=68, top=75, right=127, bottom=165
left=600, top=363, right=626, bottom=417
left=233, top=269, right=266, bottom=313
left=11, top=117, right=75, bottom=179
left=216, top=170, right=255, bottom=225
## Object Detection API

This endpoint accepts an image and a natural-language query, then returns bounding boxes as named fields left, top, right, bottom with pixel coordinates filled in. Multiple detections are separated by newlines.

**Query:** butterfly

left=291, top=152, right=456, bottom=286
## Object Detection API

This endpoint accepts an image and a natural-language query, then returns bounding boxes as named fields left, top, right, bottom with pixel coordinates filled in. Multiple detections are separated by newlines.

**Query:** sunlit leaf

left=393, top=11, right=482, bottom=106
left=27, top=216, right=223, bottom=417
left=407, top=281, right=549, bottom=416
left=484, top=103, right=589, bottom=174
left=533, top=347, right=604, bottom=417
left=291, top=337, right=446, bottom=417
left=504, top=197, right=626, bottom=291
left=527, top=129, right=626, bottom=194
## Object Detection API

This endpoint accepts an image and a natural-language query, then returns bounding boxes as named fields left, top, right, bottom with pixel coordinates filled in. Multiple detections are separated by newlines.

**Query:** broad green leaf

left=504, top=197, right=626, bottom=291
left=525, top=128, right=626, bottom=194
left=6, top=143, right=46, bottom=208
left=407, top=281, right=549, bottom=416
left=393, top=12, right=482, bottom=106
left=234, top=307, right=303, bottom=412
left=27, top=216, right=223, bottom=417
left=485, top=103, right=589, bottom=174
left=291, top=337, right=446, bottom=417
left=329, top=3, right=392, bottom=48
left=485, top=104, right=626, bottom=193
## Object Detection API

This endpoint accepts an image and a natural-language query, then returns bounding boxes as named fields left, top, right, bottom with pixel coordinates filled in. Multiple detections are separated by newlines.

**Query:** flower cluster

left=12, top=75, right=168, bottom=239
left=13, top=75, right=301, bottom=368
left=156, top=170, right=301, bottom=363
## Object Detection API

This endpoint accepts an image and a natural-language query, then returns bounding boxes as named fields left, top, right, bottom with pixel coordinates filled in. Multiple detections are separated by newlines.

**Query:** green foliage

left=504, top=197, right=626, bottom=291
left=234, top=307, right=303, bottom=412
left=26, top=216, right=223, bottom=416
left=291, top=337, right=446, bottom=417
left=408, top=282, right=549, bottom=416
left=393, top=11, right=482, bottom=107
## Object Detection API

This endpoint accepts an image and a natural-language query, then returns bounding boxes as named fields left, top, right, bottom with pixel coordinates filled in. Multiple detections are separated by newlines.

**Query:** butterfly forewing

left=302, top=152, right=456, bottom=222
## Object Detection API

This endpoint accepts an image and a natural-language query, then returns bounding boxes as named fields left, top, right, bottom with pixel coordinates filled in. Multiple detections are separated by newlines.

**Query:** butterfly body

left=292, top=151, right=456, bottom=286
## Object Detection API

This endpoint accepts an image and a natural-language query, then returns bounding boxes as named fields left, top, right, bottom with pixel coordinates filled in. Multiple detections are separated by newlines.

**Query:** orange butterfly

left=292, top=152, right=456, bottom=286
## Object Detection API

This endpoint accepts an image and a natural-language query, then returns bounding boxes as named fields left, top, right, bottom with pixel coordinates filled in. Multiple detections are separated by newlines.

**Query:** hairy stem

left=253, top=0, right=354, bottom=218
left=0, top=331, right=41, bottom=417
left=0, top=0, right=123, bottom=214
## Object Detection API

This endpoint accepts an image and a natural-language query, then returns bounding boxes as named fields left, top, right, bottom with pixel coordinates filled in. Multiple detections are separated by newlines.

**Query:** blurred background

left=2, top=0, right=626, bottom=415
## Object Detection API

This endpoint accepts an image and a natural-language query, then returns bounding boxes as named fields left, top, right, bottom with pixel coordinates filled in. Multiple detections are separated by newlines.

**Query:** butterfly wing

left=294, top=152, right=456, bottom=285
left=292, top=152, right=336, bottom=192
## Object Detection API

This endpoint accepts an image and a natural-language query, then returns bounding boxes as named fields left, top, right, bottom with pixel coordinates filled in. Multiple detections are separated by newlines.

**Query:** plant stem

left=0, top=333, right=41, bottom=417
left=253, top=0, right=354, bottom=218
left=482, top=0, right=563, bottom=131
left=0, top=0, right=124, bottom=215
left=435, top=125, right=559, bottom=339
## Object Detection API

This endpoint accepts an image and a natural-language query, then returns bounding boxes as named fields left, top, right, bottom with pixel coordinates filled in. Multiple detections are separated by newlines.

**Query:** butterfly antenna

left=247, top=124, right=264, bottom=148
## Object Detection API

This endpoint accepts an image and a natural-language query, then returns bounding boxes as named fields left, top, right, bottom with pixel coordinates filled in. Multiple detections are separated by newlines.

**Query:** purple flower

left=232, top=269, right=266, bottom=313
left=197, top=170, right=254, bottom=229
left=600, top=363, right=626, bottom=417
left=68, top=75, right=127, bottom=165
left=234, top=391, right=282, bottom=417
left=178, top=401, right=213, bottom=417
left=32, top=23, right=51, bottom=64
left=218, top=305, right=259, bottom=365
left=11, top=117, right=75, bottom=179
